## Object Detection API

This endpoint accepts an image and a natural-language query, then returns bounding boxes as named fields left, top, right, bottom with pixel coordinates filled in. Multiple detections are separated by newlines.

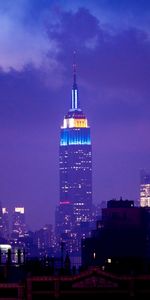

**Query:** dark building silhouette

left=55, top=56, right=92, bottom=257
left=2, top=260, right=150, bottom=298
left=107, top=197, right=134, bottom=208
left=82, top=198, right=149, bottom=273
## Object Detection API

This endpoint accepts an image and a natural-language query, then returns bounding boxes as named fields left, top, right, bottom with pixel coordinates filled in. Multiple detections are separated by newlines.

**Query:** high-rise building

left=34, top=224, right=54, bottom=256
left=140, top=170, right=150, bottom=207
left=11, top=207, right=27, bottom=240
left=55, top=57, right=92, bottom=255
left=2, top=208, right=9, bottom=240
left=0, top=203, right=9, bottom=241
left=0, top=202, right=3, bottom=238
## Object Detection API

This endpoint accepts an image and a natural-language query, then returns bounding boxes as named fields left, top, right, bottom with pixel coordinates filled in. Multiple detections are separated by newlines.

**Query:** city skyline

left=1, top=0, right=150, bottom=230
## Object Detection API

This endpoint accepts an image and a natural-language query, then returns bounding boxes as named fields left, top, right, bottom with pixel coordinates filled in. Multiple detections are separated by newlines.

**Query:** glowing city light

left=15, top=207, right=24, bottom=214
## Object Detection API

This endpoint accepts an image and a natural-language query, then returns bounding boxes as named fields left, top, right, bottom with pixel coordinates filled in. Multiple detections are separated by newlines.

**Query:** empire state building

left=55, top=58, right=92, bottom=254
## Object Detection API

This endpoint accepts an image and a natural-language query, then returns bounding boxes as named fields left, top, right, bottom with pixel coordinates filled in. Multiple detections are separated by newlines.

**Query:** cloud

left=1, top=2, right=150, bottom=120
left=62, top=0, right=150, bottom=33
left=29, top=6, right=149, bottom=128
left=48, top=7, right=150, bottom=94
left=0, top=0, right=59, bottom=72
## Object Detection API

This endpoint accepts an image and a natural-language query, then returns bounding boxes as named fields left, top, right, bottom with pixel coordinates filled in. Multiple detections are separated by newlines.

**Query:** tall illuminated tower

left=56, top=55, right=92, bottom=254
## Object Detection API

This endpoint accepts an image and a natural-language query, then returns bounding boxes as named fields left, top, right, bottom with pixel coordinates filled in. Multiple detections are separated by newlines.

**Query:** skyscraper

left=55, top=56, right=92, bottom=255
left=0, top=203, right=9, bottom=241
left=140, top=170, right=150, bottom=207
left=0, top=202, right=3, bottom=238
left=11, top=207, right=27, bottom=240
left=2, top=208, right=9, bottom=240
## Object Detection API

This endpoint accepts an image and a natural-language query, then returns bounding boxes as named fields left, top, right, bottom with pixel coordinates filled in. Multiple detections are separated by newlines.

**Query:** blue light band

left=60, top=128, right=91, bottom=146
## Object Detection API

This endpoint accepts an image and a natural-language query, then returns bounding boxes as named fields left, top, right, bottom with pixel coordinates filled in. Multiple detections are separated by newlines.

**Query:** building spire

left=71, top=50, right=80, bottom=110
left=73, top=50, right=77, bottom=89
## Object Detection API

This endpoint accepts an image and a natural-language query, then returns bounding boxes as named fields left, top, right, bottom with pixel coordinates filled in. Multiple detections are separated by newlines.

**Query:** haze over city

left=0, top=0, right=150, bottom=230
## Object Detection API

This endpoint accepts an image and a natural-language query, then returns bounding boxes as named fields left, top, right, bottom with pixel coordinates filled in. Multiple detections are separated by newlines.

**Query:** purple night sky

left=0, top=0, right=150, bottom=230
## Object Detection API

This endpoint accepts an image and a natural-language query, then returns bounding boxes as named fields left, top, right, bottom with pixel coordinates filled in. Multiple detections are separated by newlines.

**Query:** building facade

left=11, top=207, right=27, bottom=240
left=140, top=170, right=150, bottom=207
left=0, top=203, right=9, bottom=240
left=2, top=207, right=9, bottom=240
left=55, top=60, right=92, bottom=256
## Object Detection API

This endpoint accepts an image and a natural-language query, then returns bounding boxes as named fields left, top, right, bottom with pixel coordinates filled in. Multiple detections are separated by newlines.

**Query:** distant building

left=91, top=202, right=107, bottom=225
left=11, top=207, right=27, bottom=240
left=0, top=202, right=3, bottom=238
left=0, top=203, right=9, bottom=240
left=34, top=224, right=54, bottom=256
left=140, top=170, right=150, bottom=207
left=2, top=208, right=9, bottom=240
left=0, top=244, right=12, bottom=263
